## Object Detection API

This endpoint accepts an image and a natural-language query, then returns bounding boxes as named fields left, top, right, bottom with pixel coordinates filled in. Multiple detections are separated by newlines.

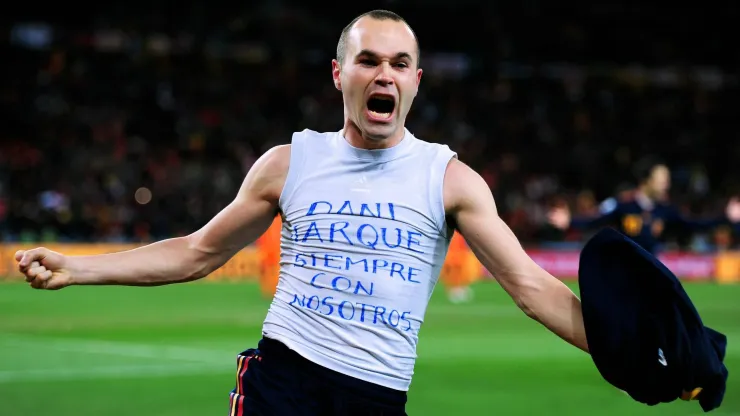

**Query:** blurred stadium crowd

left=1, top=1, right=739, bottom=250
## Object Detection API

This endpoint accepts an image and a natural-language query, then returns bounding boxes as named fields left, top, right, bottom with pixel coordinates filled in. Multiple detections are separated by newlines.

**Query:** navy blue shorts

left=228, top=337, right=408, bottom=416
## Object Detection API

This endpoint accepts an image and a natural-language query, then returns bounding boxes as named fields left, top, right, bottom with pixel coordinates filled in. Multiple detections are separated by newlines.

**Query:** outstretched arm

left=549, top=197, right=620, bottom=231
left=17, top=145, right=290, bottom=289
left=665, top=199, right=740, bottom=232
left=444, top=158, right=589, bottom=353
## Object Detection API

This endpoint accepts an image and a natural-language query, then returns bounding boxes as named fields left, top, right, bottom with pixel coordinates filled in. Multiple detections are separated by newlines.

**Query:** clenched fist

left=15, top=248, right=72, bottom=290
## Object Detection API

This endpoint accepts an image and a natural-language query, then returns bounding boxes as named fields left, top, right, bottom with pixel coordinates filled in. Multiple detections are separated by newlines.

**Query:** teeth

left=369, top=110, right=391, bottom=119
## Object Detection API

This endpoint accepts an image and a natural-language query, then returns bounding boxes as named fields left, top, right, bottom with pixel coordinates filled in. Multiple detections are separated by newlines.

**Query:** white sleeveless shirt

left=261, top=128, right=457, bottom=391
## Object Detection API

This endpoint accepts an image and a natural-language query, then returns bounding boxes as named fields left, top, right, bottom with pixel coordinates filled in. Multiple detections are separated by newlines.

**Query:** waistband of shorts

left=258, top=336, right=408, bottom=402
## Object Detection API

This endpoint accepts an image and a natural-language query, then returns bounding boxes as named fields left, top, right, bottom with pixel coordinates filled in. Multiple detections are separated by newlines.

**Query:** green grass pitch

left=0, top=280, right=737, bottom=415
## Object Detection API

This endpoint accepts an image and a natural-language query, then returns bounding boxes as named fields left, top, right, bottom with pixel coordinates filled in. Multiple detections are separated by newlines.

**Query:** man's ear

left=332, top=59, right=342, bottom=91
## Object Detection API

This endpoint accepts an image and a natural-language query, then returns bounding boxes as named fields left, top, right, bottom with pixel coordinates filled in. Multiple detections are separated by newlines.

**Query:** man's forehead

left=346, top=18, right=417, bottom=59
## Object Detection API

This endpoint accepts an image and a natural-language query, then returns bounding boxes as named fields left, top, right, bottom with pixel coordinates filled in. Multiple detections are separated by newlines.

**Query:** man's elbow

left=184, top=258, right=213, bottom=282
left=519, top=275, right=577, bottom=320
left=514, top=290, right=541, bottom=321
left=503, top=272, right=553, bottom=321
left=182, top=236, right=228, bottom=282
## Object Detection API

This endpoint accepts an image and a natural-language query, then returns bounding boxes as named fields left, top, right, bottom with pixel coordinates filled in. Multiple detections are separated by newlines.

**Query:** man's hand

left=16, top=248, right=72, bottom=290
left=547, top=206, right=571, bottom=230
left=725, top=197, right=740, bottom=223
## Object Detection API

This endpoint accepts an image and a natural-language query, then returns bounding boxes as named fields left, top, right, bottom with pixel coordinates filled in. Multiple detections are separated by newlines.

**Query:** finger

left=25, top=267, right=46, bottom=283
left=36, top=270, right=53, bottom=282
left=29, top=271, right=50, bottom=289
left=19, top=258, right=39, bottom=274
left=15, top=250, right=25, bottom=261
left=18, top=250, right=37, bottom=268
left=30, top=277, right=46, bottom=289
left=28, top=265, right=47, bottom=279
left=21, top=248, right=48, bottom=268
left=26, top=270, right=52, bottom=283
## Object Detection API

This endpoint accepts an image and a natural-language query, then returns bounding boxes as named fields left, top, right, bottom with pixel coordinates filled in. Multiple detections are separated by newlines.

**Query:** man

left=255, top=213, right=282, bottom=298
left=440, top=230, right=480, bottom=303
left=16, top=10, right=588, bottom=415
left=549, top=158, right=740, bottom=254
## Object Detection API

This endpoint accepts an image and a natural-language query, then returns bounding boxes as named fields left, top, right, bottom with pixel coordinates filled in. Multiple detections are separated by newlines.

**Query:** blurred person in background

left=256, top=214, right=282, bottom=298
left=440, top=230, right=481, bottom=303
left=548, top=157, right=740, bottom=254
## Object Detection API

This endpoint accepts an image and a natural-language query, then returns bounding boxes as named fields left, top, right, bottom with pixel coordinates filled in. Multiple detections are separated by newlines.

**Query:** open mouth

left=366, top=94, right=396, bottom=121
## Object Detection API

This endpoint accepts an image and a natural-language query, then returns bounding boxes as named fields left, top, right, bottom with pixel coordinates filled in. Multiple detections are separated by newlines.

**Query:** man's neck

left=342, top=120, right=405, bottom=150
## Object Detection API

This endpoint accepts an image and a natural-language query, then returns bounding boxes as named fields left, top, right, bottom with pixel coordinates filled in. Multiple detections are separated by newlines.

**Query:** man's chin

left=361, top=121, right=397, bottom=141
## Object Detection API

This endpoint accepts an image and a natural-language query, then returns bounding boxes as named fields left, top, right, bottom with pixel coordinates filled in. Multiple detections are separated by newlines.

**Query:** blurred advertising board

left=0, top=244, right=737, bottom=283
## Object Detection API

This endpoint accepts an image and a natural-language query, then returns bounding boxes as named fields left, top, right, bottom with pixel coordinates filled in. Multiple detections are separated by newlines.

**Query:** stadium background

left=1, top=1, right=739, bottom=415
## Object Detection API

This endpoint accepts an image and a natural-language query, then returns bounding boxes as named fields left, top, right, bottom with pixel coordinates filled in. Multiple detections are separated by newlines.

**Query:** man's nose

left=374, top=63, right=394, bottom=86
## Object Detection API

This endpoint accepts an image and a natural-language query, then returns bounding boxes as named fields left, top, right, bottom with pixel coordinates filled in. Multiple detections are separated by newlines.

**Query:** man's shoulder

left=441, top=158, right=486, bottom=214
left=255, top=144, right=291, bottom=175
left=261, top=128, right=338, bottom=165
left=599, top=197, right=620, bottom=214
left=406, top=131, right=455, bottom=152
left=292, top=128, right=339, bottom=142
left=256, top=129, right=338, bottom=193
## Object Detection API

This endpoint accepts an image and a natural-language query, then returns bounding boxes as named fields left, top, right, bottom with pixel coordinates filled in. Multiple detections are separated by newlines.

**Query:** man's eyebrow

left=356, top=49, right=413, bottom=61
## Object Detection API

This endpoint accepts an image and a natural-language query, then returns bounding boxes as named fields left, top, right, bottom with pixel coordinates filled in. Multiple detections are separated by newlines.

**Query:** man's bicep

left=445, top=160, right=543, bottom=291
left=186, top=145, right=289, bottom=262
left=454, top=198, right=538, bottom=286
left=191, top=189, right=278, bottom=256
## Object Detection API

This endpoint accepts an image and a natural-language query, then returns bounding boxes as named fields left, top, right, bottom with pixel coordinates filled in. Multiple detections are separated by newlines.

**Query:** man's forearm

left=68, top=237, right=214, bottom=286
left=519, top=276, right=590, bottom=353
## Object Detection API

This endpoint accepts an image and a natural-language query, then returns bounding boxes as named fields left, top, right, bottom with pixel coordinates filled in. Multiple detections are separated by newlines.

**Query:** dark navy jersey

left=570, top=193, right=729, bottom=254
